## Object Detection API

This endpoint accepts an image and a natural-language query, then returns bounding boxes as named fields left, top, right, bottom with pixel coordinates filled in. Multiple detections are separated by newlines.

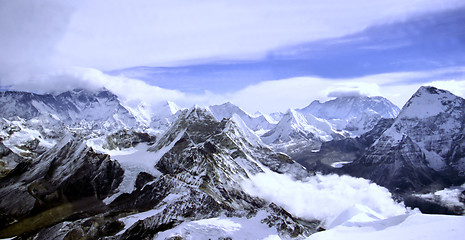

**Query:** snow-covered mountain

left=1, top=87, right=465, bottom=239
left=260, top=95, right=400, bottom=158
left=0, top=88, right=138, bottom=129
left=343, top=86, right=465, bottom=193
left=123, top=100, right=180, bottom=130
left=0, top=89, right=176, bottom=162
left=261, top=109, right=344, bottom=153
left=299, top=96, right=400, bottom=136
left=209, top=102, right=277, bottom=134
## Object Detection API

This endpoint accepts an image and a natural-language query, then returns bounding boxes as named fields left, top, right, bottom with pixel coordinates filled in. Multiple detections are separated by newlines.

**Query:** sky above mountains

left=1, top=0, right=464, bottom=113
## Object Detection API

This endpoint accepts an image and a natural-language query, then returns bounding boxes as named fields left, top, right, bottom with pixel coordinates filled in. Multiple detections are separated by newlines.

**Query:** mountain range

left=0, top=86, right=464, bottom=239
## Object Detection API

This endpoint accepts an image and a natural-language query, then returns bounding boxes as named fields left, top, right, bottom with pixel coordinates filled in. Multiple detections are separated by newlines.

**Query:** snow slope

left=209, top=102, right=277, bottom=133
left=298, top=96, right=400, bottom=136
left=308, top=212, right=465, bottom=240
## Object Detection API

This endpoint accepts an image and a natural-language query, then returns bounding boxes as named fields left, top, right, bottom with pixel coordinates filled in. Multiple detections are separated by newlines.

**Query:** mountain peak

left=300, top=95, right=400, bottom=120
left=186, top=105, right=216, bottom=122
left=400, top=86, right=463, bottom=119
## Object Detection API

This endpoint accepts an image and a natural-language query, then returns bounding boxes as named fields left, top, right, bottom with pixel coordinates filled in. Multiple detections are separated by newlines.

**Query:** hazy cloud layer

left=5, top=67, right=465, bottom=115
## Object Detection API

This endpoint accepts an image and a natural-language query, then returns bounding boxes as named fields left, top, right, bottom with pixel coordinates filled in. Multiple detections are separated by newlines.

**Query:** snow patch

left=331, top=161, right=352, bottom=168
left=307, top=213, right=465, bottom=240
left=154, top=211, right=279, bottom=240
left=94, top=143, right=163, bottom=204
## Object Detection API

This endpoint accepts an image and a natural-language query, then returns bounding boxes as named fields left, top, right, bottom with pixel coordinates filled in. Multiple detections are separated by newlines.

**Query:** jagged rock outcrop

left=0, top=142, right=26, bottom=178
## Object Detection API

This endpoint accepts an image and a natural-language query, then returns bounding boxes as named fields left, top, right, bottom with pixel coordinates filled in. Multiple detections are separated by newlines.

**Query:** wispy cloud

left=1, top=0, right=463, bottom=78
left=4, top=67, right=465, bottom=115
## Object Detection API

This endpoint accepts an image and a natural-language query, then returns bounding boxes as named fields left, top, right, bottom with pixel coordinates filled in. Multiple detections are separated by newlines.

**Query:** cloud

left=227, top=77, right=383, bottom=113
left=225, top=67, right=465, bottom=114
left=241, top=171, right=406, bottom=225
left=0, top=0, right=74, bottom=80
left=327, top=90, right=364, bottom=98
left=4, top=66, right=465, bottom=116
left=0, top=0, right=463, bottom=77
left=4, top=67, right=230, bottom=114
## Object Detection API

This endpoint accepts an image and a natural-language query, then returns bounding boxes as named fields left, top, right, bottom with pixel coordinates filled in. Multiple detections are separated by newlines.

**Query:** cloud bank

left=241, top=171, right=406, bottom=225
left=4, top=66, right=465, bottom=115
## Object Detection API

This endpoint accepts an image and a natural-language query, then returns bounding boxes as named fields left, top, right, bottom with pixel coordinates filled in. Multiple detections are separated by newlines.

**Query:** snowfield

left=308, top=212, right=465, bottom=240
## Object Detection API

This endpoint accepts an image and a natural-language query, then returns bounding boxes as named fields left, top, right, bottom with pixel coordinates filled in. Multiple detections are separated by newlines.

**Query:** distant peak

left=164, top=101, right=180, bottom=114
left=222, top=101, right=235, bottom=106
left=212, top=101, right=240, bottom=109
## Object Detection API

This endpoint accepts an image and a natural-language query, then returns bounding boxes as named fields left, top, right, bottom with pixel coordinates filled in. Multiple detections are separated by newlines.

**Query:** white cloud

left=0, top=0, right=74, bottom=80
left=241, top=171, right=406, bottom=225
left=4, top=66, right=465, bottom=116
left=6, top=67, right=229, bottom=113
left=227, top=67, right=465, bottom=114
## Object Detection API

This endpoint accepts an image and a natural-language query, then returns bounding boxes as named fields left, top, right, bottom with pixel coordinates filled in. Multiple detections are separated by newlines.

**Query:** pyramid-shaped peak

left=413, top=86, right=453, bottom=97
left=179, top=106, right=218, bottom=126
left=400, top=86, right=464, bottom=119
left=210, top=102, right=245, bottom=113
left=219, top=101, right=237, bottom=107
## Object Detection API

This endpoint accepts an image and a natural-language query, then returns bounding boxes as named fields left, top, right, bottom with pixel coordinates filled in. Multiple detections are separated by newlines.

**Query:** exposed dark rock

left=0, top=136, right=124, bottom=237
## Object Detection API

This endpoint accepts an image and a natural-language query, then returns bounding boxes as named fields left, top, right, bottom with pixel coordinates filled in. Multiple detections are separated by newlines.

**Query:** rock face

left=0, top=89, right=160, bottom=161
left=0, top=135, right=124, bottom=237
left=343, top=87, right=465, bottom=193
left=0, top=142, right=26, bottom=178
left=4, top=86, right=465, bottom=238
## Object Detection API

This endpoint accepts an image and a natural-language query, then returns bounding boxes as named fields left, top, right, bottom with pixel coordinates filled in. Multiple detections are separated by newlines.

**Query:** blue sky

left=1, top=0, right=465, bottom=113
left=108, top=7, right=465, bottom=94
